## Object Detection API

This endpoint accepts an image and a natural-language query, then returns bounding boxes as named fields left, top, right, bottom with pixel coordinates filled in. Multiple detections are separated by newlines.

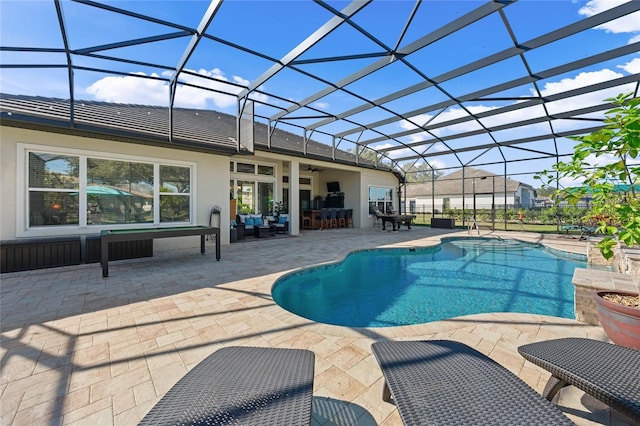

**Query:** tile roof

left=0, top=93, right=387, bottom=171
left=405, top=167, right=527, bottom=197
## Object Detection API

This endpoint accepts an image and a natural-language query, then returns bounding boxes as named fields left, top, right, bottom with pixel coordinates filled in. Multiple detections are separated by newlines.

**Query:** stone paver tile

left=90, top=366, right=152, bottom=403
left=65, top=405, right=113, bottom=426
left=326, top=344, right=370, bottom=372
left=352, top=377, right=399, bottom=425
left=112, top=387, right=135, bottom=416
left=19, top=383, right=88, bottom=419
left=149, top=362, right=188, bottom=396
left=347, top=354, right=382, bottom=388
left=133, top=381, right=157, bottom=405
left=68, top=365, right=110, bottom=393
left=309, top=336, right=342, bottom=359
left=0, top=388, right=23, bottom=426
left=488, top=345, right=525, bottom=376
left=72, top=342, right=110, bottom=366
left=1, top=350, right=37, bottom=382
left=93, top=328, right=139, bottom=347
left=12, top=399, right=63, bottom=426
left=136, top=324, right=168, bottom=340
left=144, top=347, right=184, bottom=372
left=4, top=364, right=72, bottom=401
left=155, top=330, right=186, bottom=348
left=315, top=365, right=367, bottom=402
left=114, top=400, right=156, bottom=426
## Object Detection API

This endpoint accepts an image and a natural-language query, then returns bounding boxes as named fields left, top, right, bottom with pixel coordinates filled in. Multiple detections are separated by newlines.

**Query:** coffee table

left=254, top=224, right=276, bottom=238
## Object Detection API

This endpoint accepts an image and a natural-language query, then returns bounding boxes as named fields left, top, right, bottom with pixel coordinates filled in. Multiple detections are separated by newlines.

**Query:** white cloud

left=536, top=68, right=636, bottom=120
left=618, top=57, right=640, bottom=74
left=630, top=34, right=640, bottom=44
left=579, top=0, right=640, bottom=34
left=85, top=72, right=170, bottom=105
left=84, top=67, right=268, bottom=110
left=313, top=102, right=329, bottom=109
left=389, top=65, right=636, bottom=152
left=399, top=106, right=499, bottom=142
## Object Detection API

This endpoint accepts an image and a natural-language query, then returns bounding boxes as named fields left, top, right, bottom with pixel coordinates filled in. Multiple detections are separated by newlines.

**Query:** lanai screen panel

left=0, top=0, right=638, bottom=178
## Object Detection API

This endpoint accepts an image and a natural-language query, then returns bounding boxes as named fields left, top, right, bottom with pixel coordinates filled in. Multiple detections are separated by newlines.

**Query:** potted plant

left=275, top=201, right=285, bottom=215
left=536, top=92, right=639, bottom=350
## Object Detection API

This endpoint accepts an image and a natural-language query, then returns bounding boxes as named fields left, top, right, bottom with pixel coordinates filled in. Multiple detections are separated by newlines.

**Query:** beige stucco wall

left=360, top=170, right=400, bottom=228
left=0, top=126, right=231, bottom=249
left=1, top=126, right=399, bottom=253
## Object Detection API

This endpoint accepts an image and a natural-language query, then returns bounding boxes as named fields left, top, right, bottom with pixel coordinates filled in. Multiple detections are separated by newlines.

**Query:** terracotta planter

left=593, top=291, right=640, bottom=350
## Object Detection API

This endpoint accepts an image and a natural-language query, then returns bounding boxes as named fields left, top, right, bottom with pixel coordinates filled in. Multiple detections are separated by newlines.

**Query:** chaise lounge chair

left=371, top=340, right=574, bottom=425
left=138, top=346, right=315, bottom=426
left=518, top=337, right=640, bottom=423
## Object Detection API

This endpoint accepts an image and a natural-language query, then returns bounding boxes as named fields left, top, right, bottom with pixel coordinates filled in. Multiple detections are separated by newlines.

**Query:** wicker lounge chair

left=518, top=337, right=640, bottom=423
left=138, top=346, right=315, bottom=426
left=371, top=340, right=574, bottom=425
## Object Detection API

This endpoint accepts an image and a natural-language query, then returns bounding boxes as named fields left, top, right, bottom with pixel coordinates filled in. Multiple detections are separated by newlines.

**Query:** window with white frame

left=230, top=160, right=277, bottom=215
left=368, top=186, right=394, bottom=215
left=26, top=148, right=192, bottom=228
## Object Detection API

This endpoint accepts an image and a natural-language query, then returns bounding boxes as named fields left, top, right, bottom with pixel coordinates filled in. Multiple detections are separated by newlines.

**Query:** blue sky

left=1, top=0, right=639, bottom=186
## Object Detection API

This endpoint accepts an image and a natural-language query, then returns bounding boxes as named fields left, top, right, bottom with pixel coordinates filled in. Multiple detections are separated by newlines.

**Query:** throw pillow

left=278, top=216, right=287, bottom=224
left=245, top=217, right=254, bottom=226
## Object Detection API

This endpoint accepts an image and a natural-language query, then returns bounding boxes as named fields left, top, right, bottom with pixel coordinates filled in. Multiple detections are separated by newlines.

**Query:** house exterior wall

left=360, top=170, right=399, bottom=228
left=1, top=126, right=231, bottom=249
left=409, top=192, right=517, bottom=213
left=2, top=126, right=399, bottom=251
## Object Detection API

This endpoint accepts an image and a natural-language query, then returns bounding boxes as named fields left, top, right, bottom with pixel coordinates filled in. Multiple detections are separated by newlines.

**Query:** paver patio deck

left=1, top=226, right=634, bottom=425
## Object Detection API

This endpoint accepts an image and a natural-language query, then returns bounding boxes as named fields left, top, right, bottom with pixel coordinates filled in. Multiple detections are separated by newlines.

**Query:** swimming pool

left=271, top=237, right=588, bottom=327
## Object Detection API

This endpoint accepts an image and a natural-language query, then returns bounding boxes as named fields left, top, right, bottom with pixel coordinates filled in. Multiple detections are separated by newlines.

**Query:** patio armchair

left=371, top=340, right=574, bottom=425
left=271, top=214, right=289, bottom=234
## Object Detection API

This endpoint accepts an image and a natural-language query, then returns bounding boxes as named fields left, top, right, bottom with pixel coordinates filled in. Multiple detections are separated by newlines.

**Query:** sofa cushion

left=238, top=214, right=249, bottom=224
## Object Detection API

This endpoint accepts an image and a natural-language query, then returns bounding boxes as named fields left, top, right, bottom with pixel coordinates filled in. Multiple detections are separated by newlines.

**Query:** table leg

left=200, top=235, right=205, bottom=254
left=101, top=236, right=109, bottom=277
left=215, top=229, right=220, bottom=261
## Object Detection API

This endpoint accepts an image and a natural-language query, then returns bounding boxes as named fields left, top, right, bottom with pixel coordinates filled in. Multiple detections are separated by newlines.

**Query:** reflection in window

left=368, top=186, right=394, bottom=214
left=160, top=165, right=191, bottom=223
left=26, top=150, right=191, bottom=228
left=236, top=163, right=255, bottom=174
left=258, top=165, right=274, bottom=176
left=28, top=152, right=79, bottom=226
left=237, top=180, right=255, bottom=214
left=258, top=181, right=273, bottom=215
left=87, top=158, right=154, bottom=225
left=233, top=180, right=275, bottom=215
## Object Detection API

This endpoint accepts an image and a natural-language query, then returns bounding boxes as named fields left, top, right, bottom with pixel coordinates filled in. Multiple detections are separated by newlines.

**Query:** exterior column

left=289, top=159, right=300, bottom=235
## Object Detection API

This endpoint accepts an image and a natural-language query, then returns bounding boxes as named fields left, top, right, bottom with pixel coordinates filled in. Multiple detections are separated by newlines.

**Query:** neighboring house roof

left=0, top=93, right=386, bottom=171
left=405, top=167, right=529, bottom=197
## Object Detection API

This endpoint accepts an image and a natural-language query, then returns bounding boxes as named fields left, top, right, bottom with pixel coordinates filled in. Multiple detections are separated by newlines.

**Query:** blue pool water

left=271, top=238, right=588, bottom=327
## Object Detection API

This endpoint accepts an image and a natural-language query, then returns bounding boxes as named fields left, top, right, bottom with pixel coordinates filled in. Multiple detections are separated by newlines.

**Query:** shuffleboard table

left=100, top=226, right=220, bottom=277
left=378, top=213, right=417, bottom=231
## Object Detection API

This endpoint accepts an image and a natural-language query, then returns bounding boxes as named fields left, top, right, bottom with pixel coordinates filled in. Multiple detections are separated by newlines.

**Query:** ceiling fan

left=305, top=165, right=325, bottom=172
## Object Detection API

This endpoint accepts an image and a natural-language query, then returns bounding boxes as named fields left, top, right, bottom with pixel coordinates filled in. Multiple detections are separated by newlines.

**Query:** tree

left=401, top=161, right=442, bottom=183
left=535, top=92, right=640, bottom=260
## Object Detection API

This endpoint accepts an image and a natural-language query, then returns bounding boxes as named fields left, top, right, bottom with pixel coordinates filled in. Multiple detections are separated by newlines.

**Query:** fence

left=407, top=204, right=592, bottom=230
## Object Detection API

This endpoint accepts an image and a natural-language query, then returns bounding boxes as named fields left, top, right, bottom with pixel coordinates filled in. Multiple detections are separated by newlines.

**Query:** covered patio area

left=1, top=227, right=629, bottom=425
